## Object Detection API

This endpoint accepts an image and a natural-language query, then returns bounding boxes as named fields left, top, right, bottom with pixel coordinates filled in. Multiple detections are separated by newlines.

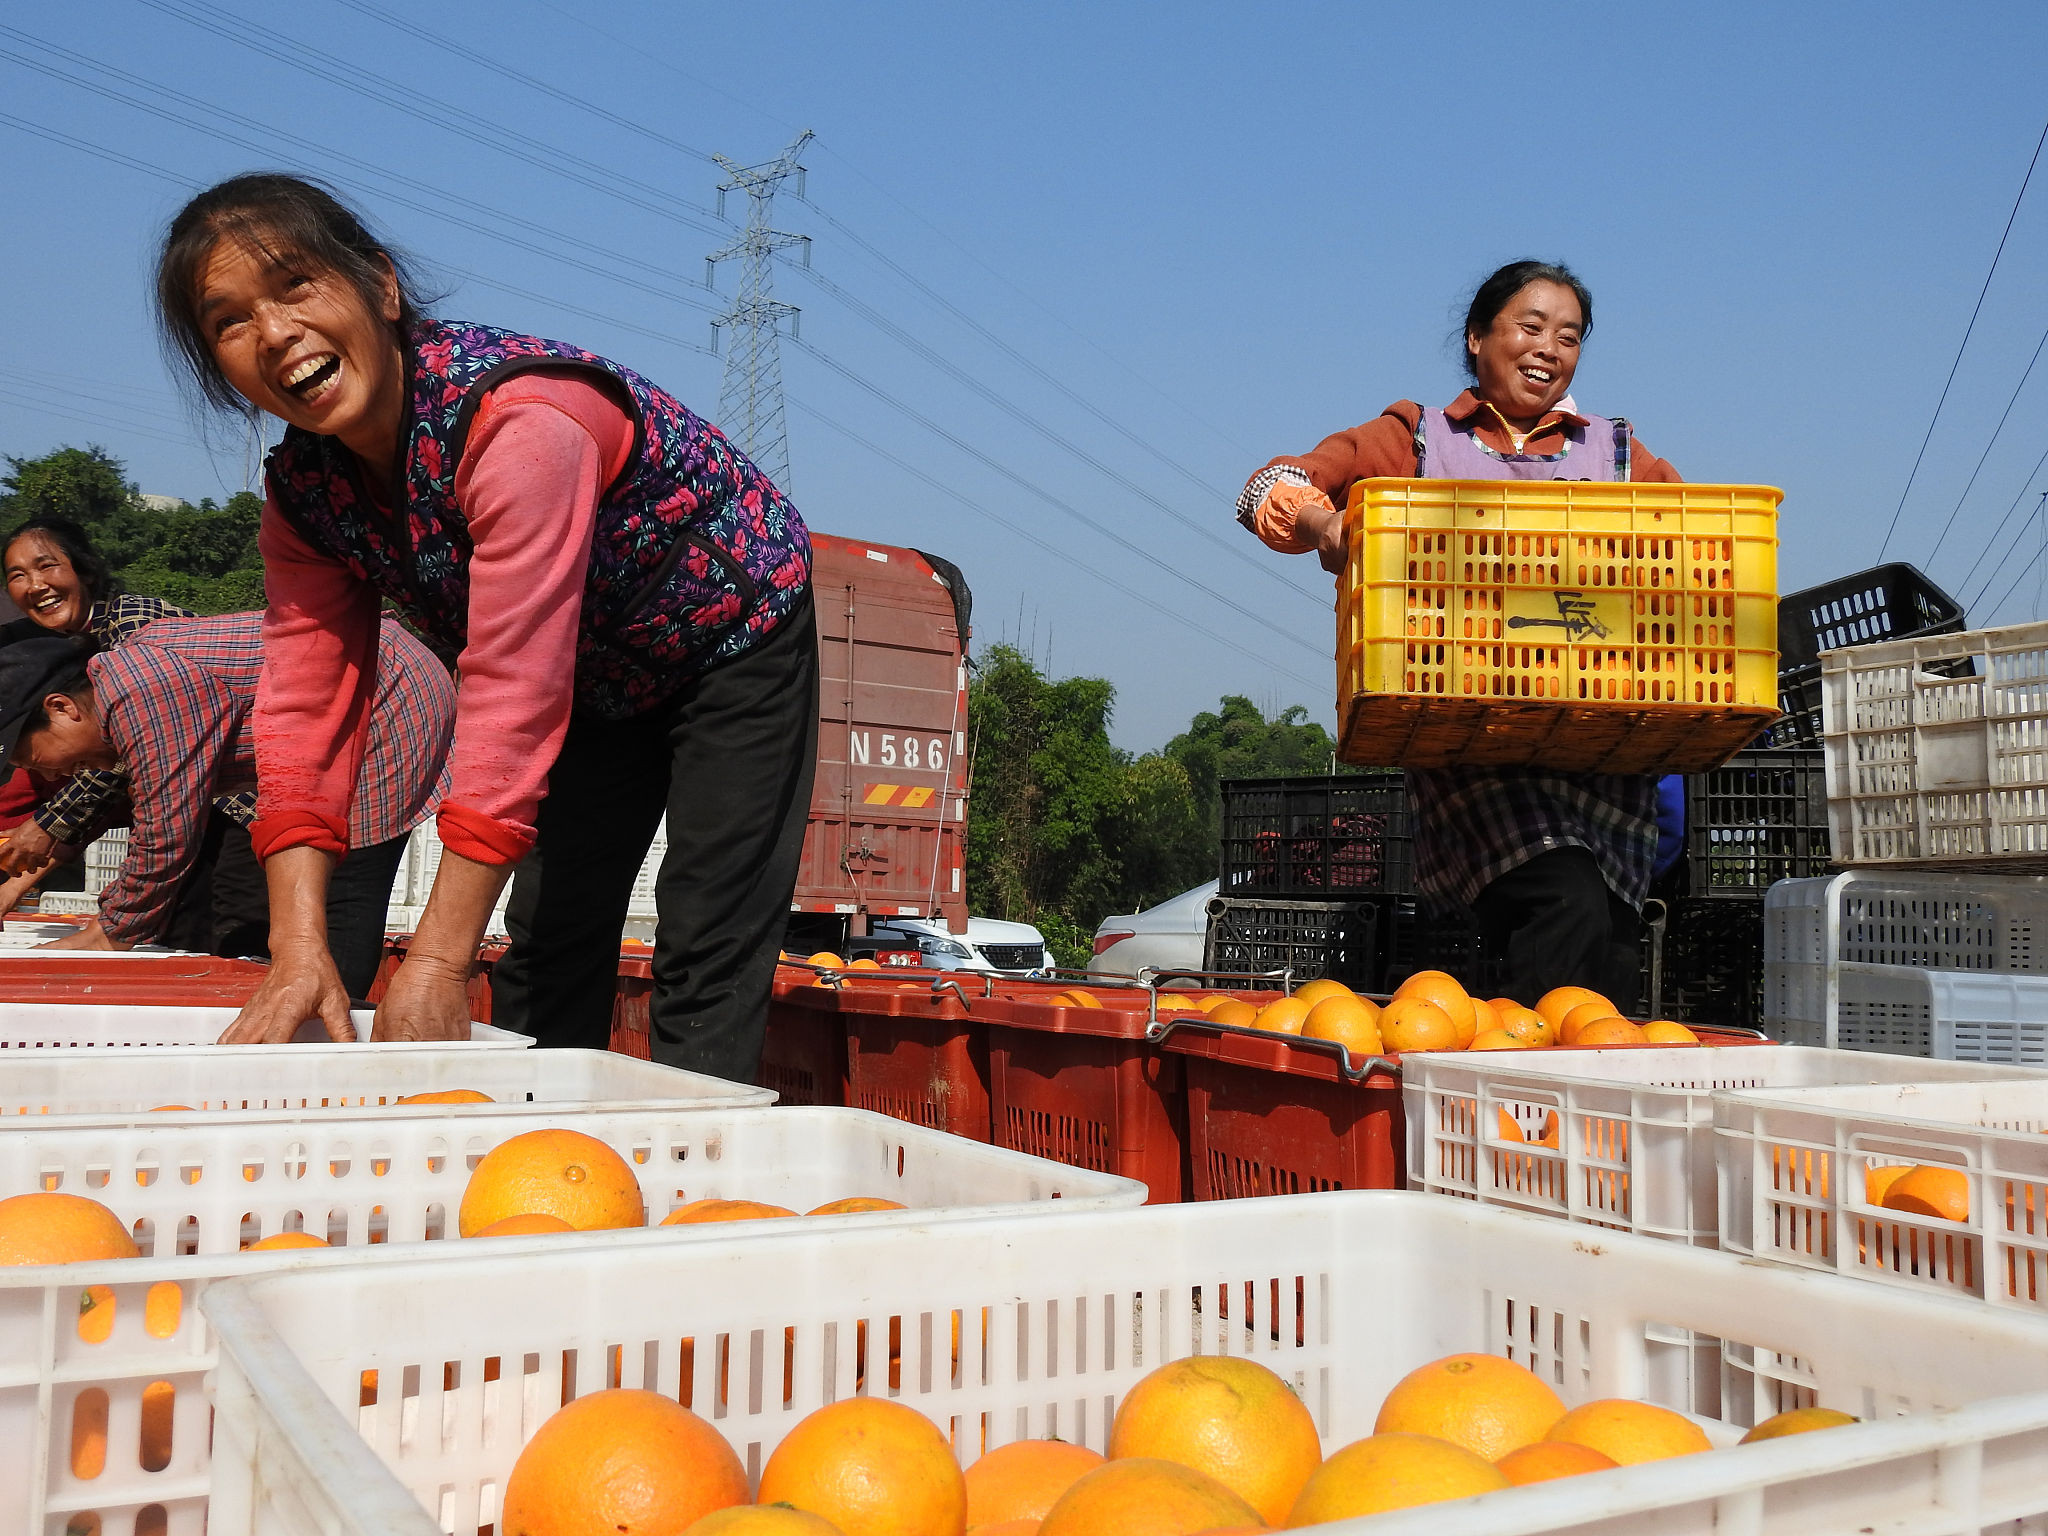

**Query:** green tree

left=1, top=446, right=265, bottom=615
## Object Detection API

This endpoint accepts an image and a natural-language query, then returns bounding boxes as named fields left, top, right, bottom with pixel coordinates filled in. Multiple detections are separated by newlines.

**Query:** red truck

left=785, top=533, right=973, bottom=955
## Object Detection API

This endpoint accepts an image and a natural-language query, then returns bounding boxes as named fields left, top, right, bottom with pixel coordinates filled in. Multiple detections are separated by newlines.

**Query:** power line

left=794, top=336, right=1330, bottom=661
left=133, top=0, right=726, bottom=235
left=1982, top=494, right=2048, bottom=621
left=1957, top=447, right=2048, bottom=609
left=790, top=395, right=1325, bottom=694
left=1879, top=110, right=2048, bottom=559
left=0, top=37, right=723, bottom=318
left=1923, top=315, right=2048, bottom=575
left=792, top=262, right=1323, bottom=603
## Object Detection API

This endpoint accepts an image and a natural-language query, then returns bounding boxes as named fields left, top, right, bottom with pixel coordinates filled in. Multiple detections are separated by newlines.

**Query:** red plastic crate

left=609, top=954, right=654, bottom=1060
left=1163, top=1024, right=1404, bottom=1199
left=976, top=994, right=1186, bottom=1203
left=373, top=937, right=503, bottom=1020
left=834, top=980, right=990, bottom=1141
left=761, top=981, right=849, bottom=1107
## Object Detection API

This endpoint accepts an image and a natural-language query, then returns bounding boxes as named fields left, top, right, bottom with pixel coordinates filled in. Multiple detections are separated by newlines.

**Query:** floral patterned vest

left=264, top=319, right=812, bottom=718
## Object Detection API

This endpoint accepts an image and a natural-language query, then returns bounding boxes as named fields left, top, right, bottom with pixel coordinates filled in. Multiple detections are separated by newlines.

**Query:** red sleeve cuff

left=251, top=811, right=349, bottom=861
left=437, top=804, right=534, bottom=866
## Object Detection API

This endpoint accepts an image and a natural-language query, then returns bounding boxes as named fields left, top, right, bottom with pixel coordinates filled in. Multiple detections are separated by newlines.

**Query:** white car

left=866, top=915, right=1053, bottom=974
left=1087, top=880, right=1218, bottom=981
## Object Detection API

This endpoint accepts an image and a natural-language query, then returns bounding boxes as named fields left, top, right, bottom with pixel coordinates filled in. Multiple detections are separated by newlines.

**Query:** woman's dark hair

left=154, top=172, right=431, bottom=416
left=4, top=517, right=121, bottom=606
left=1461, top=260, right=1594, bottom=378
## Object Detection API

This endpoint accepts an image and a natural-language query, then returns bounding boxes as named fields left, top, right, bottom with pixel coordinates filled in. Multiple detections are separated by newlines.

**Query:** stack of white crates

left=383, top=819, right=664, bottom=935
left=1763, top=619, right=2048, bottom=1062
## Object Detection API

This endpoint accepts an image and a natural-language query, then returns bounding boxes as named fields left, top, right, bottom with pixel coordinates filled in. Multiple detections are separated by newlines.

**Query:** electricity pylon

left=707, top=129, right=813, bottom=490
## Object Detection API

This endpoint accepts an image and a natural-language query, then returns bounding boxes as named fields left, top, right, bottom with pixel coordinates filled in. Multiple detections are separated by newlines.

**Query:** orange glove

left=1257, top=479, right=1345, bottom=572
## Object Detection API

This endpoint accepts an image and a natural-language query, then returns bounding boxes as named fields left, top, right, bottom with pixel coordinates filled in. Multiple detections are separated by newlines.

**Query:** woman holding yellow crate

left=1237, top=260, right=1681, bottom=1008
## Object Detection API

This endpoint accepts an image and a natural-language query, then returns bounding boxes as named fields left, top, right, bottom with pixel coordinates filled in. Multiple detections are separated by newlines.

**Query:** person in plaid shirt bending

left=0, top=517, right=264, bottom=952
left=0, top=615, right=451, bottom=1009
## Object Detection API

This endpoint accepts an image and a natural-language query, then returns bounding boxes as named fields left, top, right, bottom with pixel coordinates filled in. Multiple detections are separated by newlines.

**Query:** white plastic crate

left=1719, top=1077, right=2048, bottom=1315
left=1404, top=1045, right=2044, bottom=1244
left=1771, top=962, right=2048, bottom=1060
left=0, top=1003, right=527, bottom=1050
left=1821, top=618, right=2048, bottom=869
left=386, top=820, right=663, bottom=933
left=0, top=1045, right=769, bottom=1125
left=0, top=1104, right=1136, bottom=1536
left=199, top=1191, right=2048, bottom=1536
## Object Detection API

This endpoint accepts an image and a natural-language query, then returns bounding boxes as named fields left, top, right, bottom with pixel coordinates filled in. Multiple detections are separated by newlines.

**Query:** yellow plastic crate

left=1339, top=478, right=1781, bottom=772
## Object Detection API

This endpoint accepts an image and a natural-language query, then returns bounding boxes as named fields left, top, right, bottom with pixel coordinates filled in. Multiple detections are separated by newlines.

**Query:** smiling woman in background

left=0, top=517, right=265, bottom=951
left=152, top=173, right=817, bottom=1074
left=1237, top=260, right=1682, bottom=1007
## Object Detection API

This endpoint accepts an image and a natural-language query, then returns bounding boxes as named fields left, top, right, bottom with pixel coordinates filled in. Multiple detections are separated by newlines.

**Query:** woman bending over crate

left=0, top=615, right=450, bottom=999
left=150, top=174, right=817, bottom=1067
left=1236, top=260, right=1680, bottom=1006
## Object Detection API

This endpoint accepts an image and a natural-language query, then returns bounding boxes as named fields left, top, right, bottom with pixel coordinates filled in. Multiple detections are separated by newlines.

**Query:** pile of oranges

left=1866, top=1162, right=1970, bottom=1224
left=0, top=1127, right=904, bottom=1262
left=493, top=1345, right=1857, bottom=1534
left=1140, top=971, right=1702, bottom=1057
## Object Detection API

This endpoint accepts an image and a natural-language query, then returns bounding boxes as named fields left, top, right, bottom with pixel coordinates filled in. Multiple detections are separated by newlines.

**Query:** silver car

left=1087, top=880, right=1219, bottom=980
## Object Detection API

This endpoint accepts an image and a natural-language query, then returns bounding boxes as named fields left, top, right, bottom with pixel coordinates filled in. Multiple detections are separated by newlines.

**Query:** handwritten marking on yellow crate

left=1502, top=588, right=1630, bottom=644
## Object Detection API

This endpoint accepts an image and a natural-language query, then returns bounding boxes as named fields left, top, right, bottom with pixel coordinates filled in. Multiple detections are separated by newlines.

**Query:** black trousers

left=1470, top=846, right=1643, bottom=1010
left=200, top=819, right=409, bottom=1000
left=490, top=596, right=820, bottom=1083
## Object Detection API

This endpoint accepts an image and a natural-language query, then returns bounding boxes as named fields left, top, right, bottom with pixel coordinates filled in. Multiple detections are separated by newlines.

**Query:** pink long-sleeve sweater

left=252, top=371, right=634, bottom=867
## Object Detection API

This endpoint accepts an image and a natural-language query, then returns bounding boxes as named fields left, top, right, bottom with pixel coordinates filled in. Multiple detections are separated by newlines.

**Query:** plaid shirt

left=1408, top=769, right=1660, bottom=911
left=90, top=613, right=453, bottom=945
left=20, top=596, right=259, bottom=843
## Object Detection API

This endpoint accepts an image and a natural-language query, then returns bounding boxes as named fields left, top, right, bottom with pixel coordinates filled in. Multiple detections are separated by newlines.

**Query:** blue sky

left=3, top=1, right=2046, bottom=748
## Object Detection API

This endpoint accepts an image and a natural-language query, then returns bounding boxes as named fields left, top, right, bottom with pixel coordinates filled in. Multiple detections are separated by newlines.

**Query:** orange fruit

left=849, top=958, right=883, bottom=971
left=244, top=1231, right=329, bottom=1252
left=1863, top=1165, right=1914, bottom=1206
left=682, top=1509, right=846, bottom=1536
left=396, top=1088, right=494, bottom=1104
left=1493, top=1107, right=1561, bottom=1148
left=1292, top=978, right=1356, bottom=1009
left=807, top=952, right=846, bottom=968
left=1253, top=996, right=1314, bottom=1035
left=1495, top=1006, right=1556, bottom=1046
left=1377, top=997, right=1457, bottom=1053
left=1302, top=995, right=1382, bottom=1058
left=756, top=1397, right=967, bottom=1536
left=1285, top=1432, right=1508, bottom=1523
left=1107, top=1355, right=1321, bottom=1523
left=1205, top=999, right=1258, bottom=1028
left=457, top=1129, right=645, bottom=1237
left=1373, top=1352, right=1565, bottom=1460
left=807, top=1197, right=908, bottom=1216
left=1641, top=1020, right=1700, bottom=1045
left=1544, top=1400, right=1712, bottom=1464
left=1882, top=1165, right=1969, bottom=1223
left=1572, top=1018, right=1647, bottom=1046
left=1039, top=1458, right=1261, bottom=1536
left=501, top=1387, right=747, bottom=1535
left=1496, top=1441, right=1618, bottom=1483
left=659, top=1199, right=798, bottom=1225
left=476, top=1213, right=576, bottom=1237
left=1468, top=1029, right=1526, bottom=1050
left=0, top=1193, right=139, bottom=1265
left=1467, top=995, right=1502, bottom=1040
left=1537, top=987, right=1610, bottom=1029
left=140, top=1378, right=176, bottom=1472
left=1050, top=991, right=1105, bottom=1009
left=965, top=1439, right=1105, bottom=1527
left=1559, top=1001, right=1625, bottom=1043
left=1394, top=971, right=1477, bottom=1047
left=1740, top=1406, right=1857, bottom=1443
left=968, top=1524, right=1037, bottom=1536
left=150, top=1104, right=194, bottom=1112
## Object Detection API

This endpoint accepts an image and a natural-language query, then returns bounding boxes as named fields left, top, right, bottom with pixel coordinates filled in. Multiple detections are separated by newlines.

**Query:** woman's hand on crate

left=221, top=950, right=357, bottom=1044
left=371, top=953, right=472, bottom=1042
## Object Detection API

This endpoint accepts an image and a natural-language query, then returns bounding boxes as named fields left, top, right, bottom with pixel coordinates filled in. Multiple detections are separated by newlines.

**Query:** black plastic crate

left=1202, top=897, right=1381, bottom=989
left=1683, top=749, right=1830, bottom=896
left=1660, top=895, right=1765, bottom=1030
left=1768, top=564, right=1966, bottom=746
left=1219, top=773, right=1411, bottom=898
left=1380, top=900, right=1656, bottom=1016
